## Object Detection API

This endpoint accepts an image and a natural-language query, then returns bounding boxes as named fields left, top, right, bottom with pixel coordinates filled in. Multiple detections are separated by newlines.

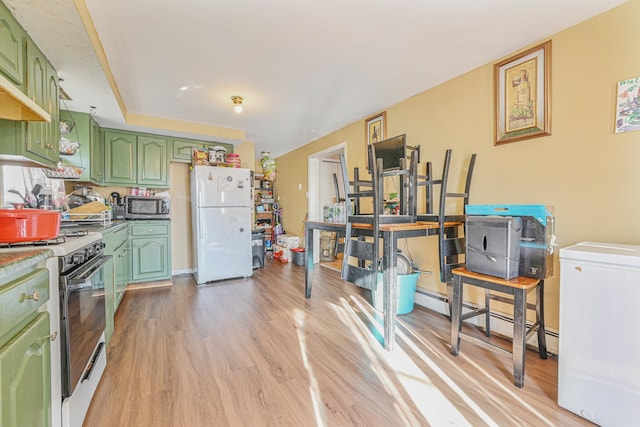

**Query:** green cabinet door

left=44, top=59, right=59, bottom=161
left=137, top=135, right=168, bottom=187
left=131, top=237, right=170, bottom=282
left=25, top=41, right=47, bottom=160
left=130, top=221, right=171, bottom=283
left=104, top=130, right=136, bottom=185
left=114, top=242, right=129, bottom=309
left=24, top=41, right=59, bottom=167
left=0, top=312, right=51, bottom=427
left=89, top=117, right=103, bottom=184
left=0, top=2, right=25, bottom=87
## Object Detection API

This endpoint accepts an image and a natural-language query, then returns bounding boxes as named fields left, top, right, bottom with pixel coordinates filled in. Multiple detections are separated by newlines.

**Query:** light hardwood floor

left=83, top=259, right=592, bottom=427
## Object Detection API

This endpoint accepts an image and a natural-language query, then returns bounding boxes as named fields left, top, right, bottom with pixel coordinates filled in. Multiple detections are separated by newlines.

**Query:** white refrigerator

left=558, top=242, right=640, bottom=426
left=191, top=166, right=253, bottom=284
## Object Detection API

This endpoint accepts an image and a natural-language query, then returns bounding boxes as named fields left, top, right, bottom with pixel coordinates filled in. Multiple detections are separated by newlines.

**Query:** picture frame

left=494, top=40, right=551, bottom=145
left=365, top=111, right=386, bottom=146
left=615, top=76, right=640, bottom=133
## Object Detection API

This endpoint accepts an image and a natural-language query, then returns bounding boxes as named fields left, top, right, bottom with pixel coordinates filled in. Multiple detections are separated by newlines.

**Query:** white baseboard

left=172, top=268, right=194, bottom=276
left=414, top=290, right=559, bottom=355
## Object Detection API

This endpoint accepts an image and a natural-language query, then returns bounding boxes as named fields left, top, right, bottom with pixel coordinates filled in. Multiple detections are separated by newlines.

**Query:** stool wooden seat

left=449, top=267, right=547, bottom=388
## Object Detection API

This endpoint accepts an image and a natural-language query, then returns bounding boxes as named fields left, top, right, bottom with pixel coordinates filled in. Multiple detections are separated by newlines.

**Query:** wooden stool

left=449, top=267, right=547, bottom=388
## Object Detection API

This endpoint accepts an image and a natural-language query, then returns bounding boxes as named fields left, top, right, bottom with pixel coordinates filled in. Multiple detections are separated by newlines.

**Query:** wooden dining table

left=304, top=220, right=458, bottom=351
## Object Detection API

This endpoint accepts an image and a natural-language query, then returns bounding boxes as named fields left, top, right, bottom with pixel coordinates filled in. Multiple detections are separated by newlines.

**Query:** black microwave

left=124, top=196, right=170, bottom=219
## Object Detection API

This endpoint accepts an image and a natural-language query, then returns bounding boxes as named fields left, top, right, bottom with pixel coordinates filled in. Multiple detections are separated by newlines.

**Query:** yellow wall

left=275, top=0, right=640, bottom=330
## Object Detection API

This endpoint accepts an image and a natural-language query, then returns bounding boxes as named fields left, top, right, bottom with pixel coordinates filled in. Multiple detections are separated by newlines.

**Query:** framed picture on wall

left=494, top=40, right=551, bottom=145
left=615, top=76, right=640, bottom=133
left=365, top=111, right=386, bottom=147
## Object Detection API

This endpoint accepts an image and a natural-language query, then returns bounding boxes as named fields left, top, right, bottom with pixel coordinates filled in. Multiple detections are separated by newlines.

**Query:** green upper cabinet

left=104, top=129, right=136, bottom=185
left=25, top=39, right=59, bottom=166
left=89, top=117, right=102, bottom=184
left=138, top=135, right=168, bottom=186
left=0, top=32, right=59, bottom=167
left=170, top=137, right=234, bottom=163
left=103, top=129, right=168, bottom=187
left=0, top=2, right=24, bottom=88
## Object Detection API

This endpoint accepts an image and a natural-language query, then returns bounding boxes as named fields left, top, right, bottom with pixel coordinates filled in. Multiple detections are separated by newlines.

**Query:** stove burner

left=60, top=230, right=89, bottom=238
left=0, top=236, right=67, bottom=248
left=0, top=230, right=90, bottom=248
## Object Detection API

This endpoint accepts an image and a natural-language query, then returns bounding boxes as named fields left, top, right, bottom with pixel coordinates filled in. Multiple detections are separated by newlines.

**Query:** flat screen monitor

left=372, top=134, right=406, bottom=171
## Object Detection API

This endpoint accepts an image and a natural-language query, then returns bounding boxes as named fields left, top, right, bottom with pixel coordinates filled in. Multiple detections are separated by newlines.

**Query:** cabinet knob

left=24, top=290, right=41, bottom=301
left=49, top=331, right=58, bottom=342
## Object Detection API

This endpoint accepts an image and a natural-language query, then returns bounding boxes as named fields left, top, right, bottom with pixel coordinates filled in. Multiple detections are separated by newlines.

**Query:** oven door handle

left=65, top=254, right=112, bottom=287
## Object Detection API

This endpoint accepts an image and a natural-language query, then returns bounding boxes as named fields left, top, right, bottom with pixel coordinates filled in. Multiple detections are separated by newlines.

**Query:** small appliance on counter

left=124, top=195, right=170, bottom=219
left=110, top=192, right=126, bottom=220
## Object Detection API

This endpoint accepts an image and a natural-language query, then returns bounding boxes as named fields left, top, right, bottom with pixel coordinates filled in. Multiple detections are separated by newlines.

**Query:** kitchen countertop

left=0, top=249, right=52, bottom=281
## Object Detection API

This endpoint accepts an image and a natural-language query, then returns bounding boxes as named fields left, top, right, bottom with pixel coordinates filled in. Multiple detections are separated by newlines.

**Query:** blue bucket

left=372, top=272, right=419, bottom=315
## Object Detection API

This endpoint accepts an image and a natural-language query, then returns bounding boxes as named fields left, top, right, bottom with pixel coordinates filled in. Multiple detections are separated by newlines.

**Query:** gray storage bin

left=466, top=216, right=522, bottom=279
left=252, top=230, right=265, bottom=269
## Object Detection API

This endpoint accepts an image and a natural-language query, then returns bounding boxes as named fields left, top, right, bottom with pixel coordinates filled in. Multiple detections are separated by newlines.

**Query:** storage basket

left=59, top=138, right=80, bottom=155
left=43, top=165, right=84, bottom=179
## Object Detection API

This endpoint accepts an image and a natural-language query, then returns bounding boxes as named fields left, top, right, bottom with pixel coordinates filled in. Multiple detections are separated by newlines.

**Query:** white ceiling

left=4, top=0, right=627, bottom=158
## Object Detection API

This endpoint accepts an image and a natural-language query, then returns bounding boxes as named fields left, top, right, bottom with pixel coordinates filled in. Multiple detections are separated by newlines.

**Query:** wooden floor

left=84, top=259, right=592, bottom=427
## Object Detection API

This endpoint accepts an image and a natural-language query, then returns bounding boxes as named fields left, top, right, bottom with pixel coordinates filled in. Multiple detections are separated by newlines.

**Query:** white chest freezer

left=558, top=242, right=640, bottom=426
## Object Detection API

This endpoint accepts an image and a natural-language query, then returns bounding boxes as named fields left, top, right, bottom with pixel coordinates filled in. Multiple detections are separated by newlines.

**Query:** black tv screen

left=372, top=134, right=406, bottom=171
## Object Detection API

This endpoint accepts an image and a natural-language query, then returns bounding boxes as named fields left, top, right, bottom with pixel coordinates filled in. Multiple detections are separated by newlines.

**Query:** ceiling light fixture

left=231, top=96, right=243, bottom=113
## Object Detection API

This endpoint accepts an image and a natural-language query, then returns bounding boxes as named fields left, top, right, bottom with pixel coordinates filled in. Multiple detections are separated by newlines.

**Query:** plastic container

left=252, top=230, right=265, bottom=269
left=372, top=272, right=419, bottom=315
left=0, top=209, right=61, bottom=243
left=291, top=248, right=305, bottom=266
left=227, top=153, right=241, bottom=168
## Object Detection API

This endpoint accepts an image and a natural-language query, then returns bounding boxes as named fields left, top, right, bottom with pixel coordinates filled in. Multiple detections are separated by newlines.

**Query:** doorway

left=307, top=142, right=346, bottom=266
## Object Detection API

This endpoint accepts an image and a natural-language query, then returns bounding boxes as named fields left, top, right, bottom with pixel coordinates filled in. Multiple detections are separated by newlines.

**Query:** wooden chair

left=339, top=145, right=419, bottom=290
left=449, top=267, right=547, bottom=388
left=417, top=150, right=477, bottom=312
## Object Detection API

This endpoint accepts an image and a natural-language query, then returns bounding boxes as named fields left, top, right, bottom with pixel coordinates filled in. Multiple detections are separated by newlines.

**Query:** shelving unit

left=254, top=175, right=275, bottom=251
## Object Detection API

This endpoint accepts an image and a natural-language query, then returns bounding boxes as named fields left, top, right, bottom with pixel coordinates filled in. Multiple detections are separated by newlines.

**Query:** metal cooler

left=465, top=205, right=555, bottom=279
left=465, top=215, right=522, bottom=279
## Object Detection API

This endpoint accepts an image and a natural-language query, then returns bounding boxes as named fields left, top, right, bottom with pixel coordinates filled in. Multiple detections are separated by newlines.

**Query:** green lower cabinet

left=103, top=255, right=115, bottom=347
left=130, top=221, right=171, bottom=283
left=101, top=223, right=129, bottom=346
left=0, top=312, right=51, bottom=427
left=114, top=241, right=129, bottom=308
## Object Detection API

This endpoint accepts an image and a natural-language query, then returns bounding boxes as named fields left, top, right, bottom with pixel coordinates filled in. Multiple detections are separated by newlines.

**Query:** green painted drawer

left=130, top=222, right=169, bottom=237
left=0, top=268, right=49, bottom=344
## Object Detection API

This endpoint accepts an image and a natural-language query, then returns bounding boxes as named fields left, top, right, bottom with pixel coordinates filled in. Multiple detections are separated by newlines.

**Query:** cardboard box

left=466, top=216, right=522, bottom=280
left=276, top=234, right=300, bottom=249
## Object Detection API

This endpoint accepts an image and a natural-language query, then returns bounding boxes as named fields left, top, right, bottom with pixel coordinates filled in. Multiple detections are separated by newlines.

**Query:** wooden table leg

left=513, top=289, right=527, bottom=388
left=305, top=225, right=314, bottom=298
left=450, top=274, right=463, bottom=356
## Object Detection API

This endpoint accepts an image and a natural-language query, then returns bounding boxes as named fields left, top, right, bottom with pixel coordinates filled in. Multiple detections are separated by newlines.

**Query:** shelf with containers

left=254, top=174, right=275, bottom=251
